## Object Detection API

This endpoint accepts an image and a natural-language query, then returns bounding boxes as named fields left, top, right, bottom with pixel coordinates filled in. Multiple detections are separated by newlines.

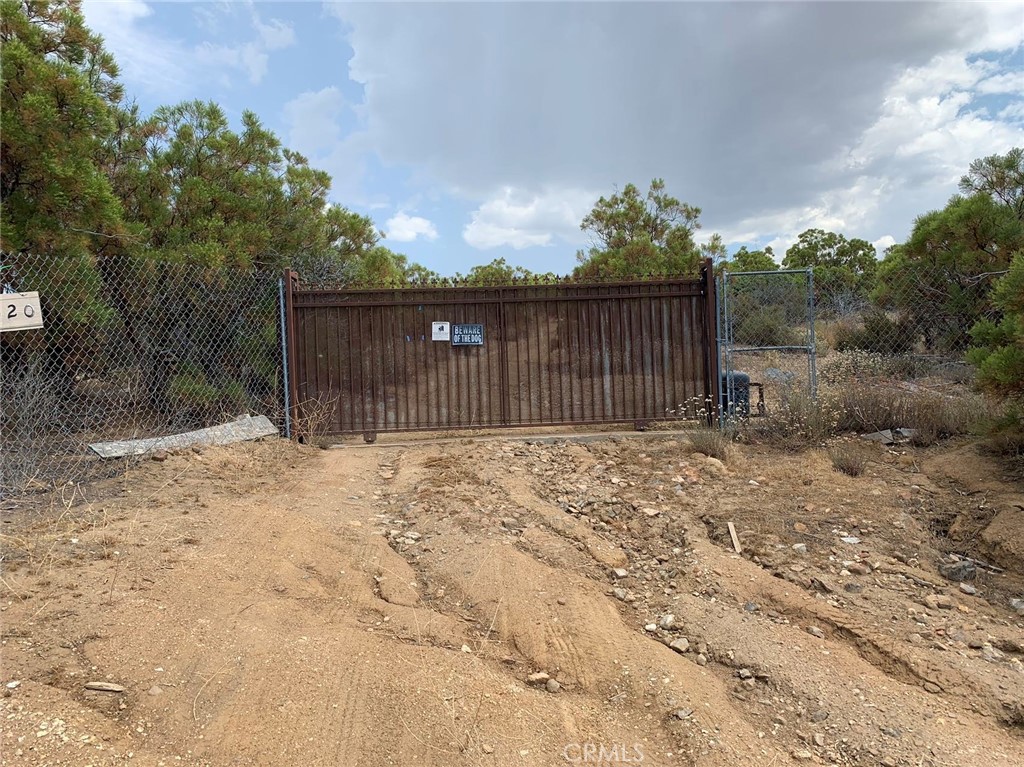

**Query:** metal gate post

left=701, top=259, right=721, bottom=427
left=278, top=276, right=291, bottom=439
left=282, top=269, right=300, bottom=439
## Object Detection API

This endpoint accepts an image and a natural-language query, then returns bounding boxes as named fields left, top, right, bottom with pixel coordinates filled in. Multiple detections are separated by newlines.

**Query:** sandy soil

left=1, top=434, right=1022, bottom=767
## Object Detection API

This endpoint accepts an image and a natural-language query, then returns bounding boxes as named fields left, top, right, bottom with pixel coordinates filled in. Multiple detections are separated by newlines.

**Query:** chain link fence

left=1, top=253, right=284, bottom=499
left=718, top=263, right=1001, bottom=425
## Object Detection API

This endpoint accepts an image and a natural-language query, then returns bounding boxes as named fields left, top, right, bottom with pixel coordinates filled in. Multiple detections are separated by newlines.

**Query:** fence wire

left=717, top=264, right=1001, bottom=422
left=1, top=253, right=283, bottom=498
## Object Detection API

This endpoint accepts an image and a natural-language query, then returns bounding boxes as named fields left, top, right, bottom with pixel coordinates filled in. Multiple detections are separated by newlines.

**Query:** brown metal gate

left=284, top=261, right=719, bottom=438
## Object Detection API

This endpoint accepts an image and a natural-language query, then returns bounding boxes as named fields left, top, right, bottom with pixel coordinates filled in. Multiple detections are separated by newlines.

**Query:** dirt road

left=2, top=435, right=1023, bottom=766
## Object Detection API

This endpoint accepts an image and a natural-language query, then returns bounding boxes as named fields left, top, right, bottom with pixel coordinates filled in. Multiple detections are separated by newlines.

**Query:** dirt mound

left=2, top=436, right=1022, bottom=766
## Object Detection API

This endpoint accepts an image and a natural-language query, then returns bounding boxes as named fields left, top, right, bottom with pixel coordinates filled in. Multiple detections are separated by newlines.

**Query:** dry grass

left=687, top=429, right=732, bottom=461
left=829, top=444, right=868, bottom=477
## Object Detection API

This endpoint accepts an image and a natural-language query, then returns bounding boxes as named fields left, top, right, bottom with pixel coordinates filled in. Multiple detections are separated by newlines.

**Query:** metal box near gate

left=721, top=372, right=751, bottom=417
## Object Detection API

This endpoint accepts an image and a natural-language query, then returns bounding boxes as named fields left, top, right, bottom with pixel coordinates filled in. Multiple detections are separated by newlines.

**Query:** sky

left=81, top=0, right=1024, bottom=276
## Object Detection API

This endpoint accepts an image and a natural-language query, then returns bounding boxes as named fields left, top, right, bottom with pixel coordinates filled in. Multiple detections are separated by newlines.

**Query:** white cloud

left=872, top=235, right=897, bottom=254
left=82, top=0, right=189, bottom=96
left=329, top=1, right=1024, bottom=257
left=386, top=212, right=439, bottom=243
left=463, top=188, right=596, bottom=250
left=83, top=0, right=295, bottom=94
left=283, top=87, right=346, bottom=155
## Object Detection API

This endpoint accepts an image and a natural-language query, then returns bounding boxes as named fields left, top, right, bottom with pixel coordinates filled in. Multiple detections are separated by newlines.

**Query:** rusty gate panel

left=286, top=262, right=719, bottom=437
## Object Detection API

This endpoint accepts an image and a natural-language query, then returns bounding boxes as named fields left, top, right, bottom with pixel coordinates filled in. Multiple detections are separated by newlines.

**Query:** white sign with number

left=1, top=291, right=44, bottom=332
left=431, top=321, right=450, bottom=341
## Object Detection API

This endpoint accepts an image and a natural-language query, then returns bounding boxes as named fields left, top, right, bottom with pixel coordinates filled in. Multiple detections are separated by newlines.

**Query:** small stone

left=696, top=654, right=708, bottom=666
left=405, top=531, right=421, bottom=541
left=807, top=626, right=825, bottom=639
left=461, top=644, right=472, bottom=653
left=741, top=677, right=756, bottom=690
left=743, top=601, right=759, bottom=612
left=924, top=594, right=955, bottom=611
left=843, top=583, right=864, bottom=594
left=644, top=623, right=658, bottom=632
left=880, top=759, right=897, bottom=767
left=812, top=733, right=825, bottom=747
left=959, top=583, right=977, bottom=596
left=669, top=638, right=690, bottom=654
left=737, top=668, right=753, bottom=679
left=612, top=568, right=629, bottom=579
left=792, top=749, right=814, bottom=760
left=792, top=543, right=808, bottom=555
left=847, top=562, right=872, bottom=575
left=794, top=522, right=809, bottom=533
left=968, top=639, right=984, bottom=649
left=85, top=681, right=125, bottom=693
left=5, top=681, right=20, bottom=689
left=612, top=588, right=628, bottom=601
left=482, top=744, right=494, bottom=754
left=151, top=450, right=168, bottom=462
left=923, top=682, right=941, bottom=694
left=659, top=614, right=676, bottom=630
left=810, top=709, right=829, bottom=723
left=147, top=685, right=163, bottom=696
left=545, top=679, right=561, bottom=694
left=527, top=672, right=550, bottom=685
left=673, top=708, right=693, bottom=720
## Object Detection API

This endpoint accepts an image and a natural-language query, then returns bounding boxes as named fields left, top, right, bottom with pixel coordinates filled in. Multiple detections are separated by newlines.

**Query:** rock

left=792, top=543, right=808, bottom=555
left=840, top=536, right=861, bottom=545
left=405, top=531, right=422, bottom=541
left=612, top=588, right=628, bottom=601
left=843, top=583, right=864, bottom=594
left=527, top=672, right=550, bottom=685
left=1011, top=597, right=1024, bottom=614
left=704, top=457, right=726, bottom=473
left=810, top=710, right=829, bottom=723
left=151, top=450, right=168, bottom=462
left=147, top=685, right=163, bottom=696
left=500, top=518, right=522, bottom=530
left=482, top=744, right=494, bottom=754
left=959, top=583, right=977, bottom=596
left=545, top=679, right=561, bottom=694
left=612, top=568, right=629, bottom=579
left=659, top=614, right=676, bottom=630
left=85, top=682, right=125, bottom=693
left=673, top=708, right=693, bottom=720
left=669, top=638, right=690, bottom=654
left=812, top=733, right=825, bottom=747
left=794, top=522, right=809, bottom=534
left=792, top=749, right=815, bottom=760
left=924, top=594, right=955, bottom=611
left=461, top=644, right=472, bottom=653
left=847, top=562, right=872, bottom=575
left=923, top=682, right=941, bottom=694
left=939, top=559, right=976, bottom=582
left=737, top=668, right=753, bottom=679
left=695, top=654, right=708, bottom=667
left=191, top=445, right=204, bottom=455
left=644, top=623, right=658, bottom=632
left=968, top=639, right=984, bottom=649
left=807, top=626, right=825, bottom=639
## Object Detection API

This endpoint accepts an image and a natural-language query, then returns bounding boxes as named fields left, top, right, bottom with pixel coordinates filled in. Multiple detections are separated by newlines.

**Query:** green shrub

left=833, top=310, right=916, bottom=355
left=168, top=370, right=219, bottom=416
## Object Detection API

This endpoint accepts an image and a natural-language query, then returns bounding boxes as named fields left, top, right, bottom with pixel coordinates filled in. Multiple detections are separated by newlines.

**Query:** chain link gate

left=717, top=268, right=817, bottom=422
